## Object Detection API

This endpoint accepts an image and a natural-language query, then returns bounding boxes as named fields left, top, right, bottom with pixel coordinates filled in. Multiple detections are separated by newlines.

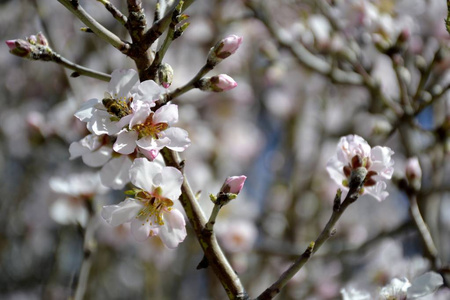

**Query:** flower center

left=133, top=113, right=169, bottom=139
left=135, top=190, right=173, bottom=226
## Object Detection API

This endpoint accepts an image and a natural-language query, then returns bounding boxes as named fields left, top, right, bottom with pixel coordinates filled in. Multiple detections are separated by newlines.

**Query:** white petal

left=326, top=156, right=347, bottom=186
left=153, top=104, right=178, bottom=125
left=101, top=198, right=143, bottom=226
left=129, top=158, right=162, bottom=192
left=88, top=110, right=121, bottom=135
left=74, top=98, right=100, bottom=122
left=136, top=136, right=168, bottom=160
left=135, top=80, right=162, bottom=104
left=129, top=100, right=152, bottom=128
left=100, top=156, right=132, bottom=189
left=159, top=127, right=191, bottom=152
left=82, top=146, right=112, bottom=167
left=113, top=130, right=138, bottom=154
left=364, top=181, right=388, bottom=201
left=69, top=141, right=90, bottom=159
left=158, top=209, right=187, bottom=249
left=108, top=69, right=139, bottom=98
left=50, top=199, right=88, bottom=226
left=159, top=167, right=183, bottom=201
left=407, top=272, right=444, bottom=299
left=130, top=217, right=158, bottom=241
left=370, top=146, right=394, bottom=179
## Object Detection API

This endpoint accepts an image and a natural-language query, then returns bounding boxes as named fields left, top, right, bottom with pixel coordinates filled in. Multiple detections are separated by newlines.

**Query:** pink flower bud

left=218, top=35, right=243, bottom=57
left=5, top=39, right=32, bottom=58
left=221, top=175, right=247, bottom=194
left=207, top=35, right=243, bottom=64
left=210, top=74, right=237, bottom=92
left=405, top=157, right=422, bottom=190
left=36, top=32, right=49, bottom=46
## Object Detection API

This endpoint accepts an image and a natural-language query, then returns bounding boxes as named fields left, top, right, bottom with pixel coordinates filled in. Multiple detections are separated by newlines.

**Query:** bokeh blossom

left=327, top=135, right=394, bottom=201
left=101, top=158, right=186, bottom=248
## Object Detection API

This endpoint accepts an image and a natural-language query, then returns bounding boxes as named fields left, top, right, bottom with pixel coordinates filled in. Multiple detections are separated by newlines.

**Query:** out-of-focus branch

left=73, top=202, right=98, bottom=300
left=446, top=0, right=450, bottom=35
left=160, top=148, right=248, bottom=300
left=256, top=187, right=362, bottom=300
left=245, top=0, right=363, bottom=86
left=409, top=194, right=440, bottom=268
left=57, top=0, right=129, bottom=52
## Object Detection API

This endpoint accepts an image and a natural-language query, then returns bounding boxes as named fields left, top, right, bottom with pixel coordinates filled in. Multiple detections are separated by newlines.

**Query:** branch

left=52, top=52, right=111, bottom=81
left=160, top=148, right=248, bottom=300
left=141, top=0, right=195, bottom=50
left=245, top=0, right=363, bottom=86
left=256, top=186, right=362, bottom=300
left=97, top=0, right=127, bottom=26
left=409, top=194, right=441, bottom=268
left=57, top=0, right=129, bottom=52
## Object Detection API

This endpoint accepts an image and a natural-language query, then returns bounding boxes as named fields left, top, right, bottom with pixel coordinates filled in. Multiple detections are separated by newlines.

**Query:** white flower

left=379, top=277, right=411, bottom=300
left=327, top=134, right=394, bottom=201
left=101, top=158, right=186, bottom=248
left=74, top=69, right=165, bottom=136
left=49, top=172, right=107, bottom=226
left=69, top=134, right=132, bottom=189
left=113, top=103, right=191, bottom=160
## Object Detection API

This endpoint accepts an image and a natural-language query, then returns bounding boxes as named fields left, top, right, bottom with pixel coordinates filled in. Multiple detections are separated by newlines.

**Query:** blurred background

left=1, top=0, right=449, bottom=299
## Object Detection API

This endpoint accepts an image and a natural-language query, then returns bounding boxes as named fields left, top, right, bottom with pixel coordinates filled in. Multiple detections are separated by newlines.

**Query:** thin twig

left=57, top=0, right=129, bottom=52
left=256, top=186, right=362, bottom=300
left=97, top=0, right=127, bottom=26
left=52, top=52, right=111, bottom=81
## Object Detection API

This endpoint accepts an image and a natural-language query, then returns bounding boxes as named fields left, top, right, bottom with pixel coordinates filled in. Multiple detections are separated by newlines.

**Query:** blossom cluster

left=68, top=35, right=243, bottom=248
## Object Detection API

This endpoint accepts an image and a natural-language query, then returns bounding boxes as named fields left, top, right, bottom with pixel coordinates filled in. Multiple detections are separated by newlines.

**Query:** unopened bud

left=220, top=175, right=247, bottom=194
left=207, top=34, right=243, bottom=65
left=405, top=157, right=422, bottom=190
left=158, top=63, right=174, bottom=88
left=210, top=74, right=237, bottom=92
left=36, top=32, right=49, bottom=46
left=197, top=74, right=237, bottom=92
left=5, top=39, right=32, bottom=58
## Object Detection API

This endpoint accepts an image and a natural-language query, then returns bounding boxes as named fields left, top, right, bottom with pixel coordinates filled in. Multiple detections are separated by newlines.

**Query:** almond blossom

left=69, top=133, right=132, bottom=189
left=326, top=134, right=394, bottom=201
left=113, top=103, right=190, bottom=160
left=101, top=158, right=187, bottom=248
left=74, top=69, right=164, bottom=136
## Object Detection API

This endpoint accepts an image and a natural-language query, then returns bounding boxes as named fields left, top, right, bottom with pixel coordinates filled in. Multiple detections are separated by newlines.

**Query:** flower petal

left=160, top=127, right=191, bottom=152
left=74, top=98, right=99, bottom=122
left=364, top=181, right=388, bottom=201
left=370, top=146, right=394, bottom=179
left=101, top=198, right=143, bottom=226
left=159, top=166, right=183, bottom=201
left=88, top=110, right=121, bottom=135
left=114, top=130, right=138, bottom=154
left=130, top=217, right=158, bottom=242
left=108, top=69, right=139, bottom=98
left=135, top=80, right=163, bottom=104
left=129, top=158, right=163, bottom=192
left=407, top=271, right=444, bottom=299
left=158, top=209, right=187, bottom=249
left=100, top=155, right=132, bottom=189
left=129, top=100, right=152, bottom=128
left=153, top=104, right=178, bottom=125
left=82, top=145, right=112, bottom=167
left=326, top=156, right=347, bottom=186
